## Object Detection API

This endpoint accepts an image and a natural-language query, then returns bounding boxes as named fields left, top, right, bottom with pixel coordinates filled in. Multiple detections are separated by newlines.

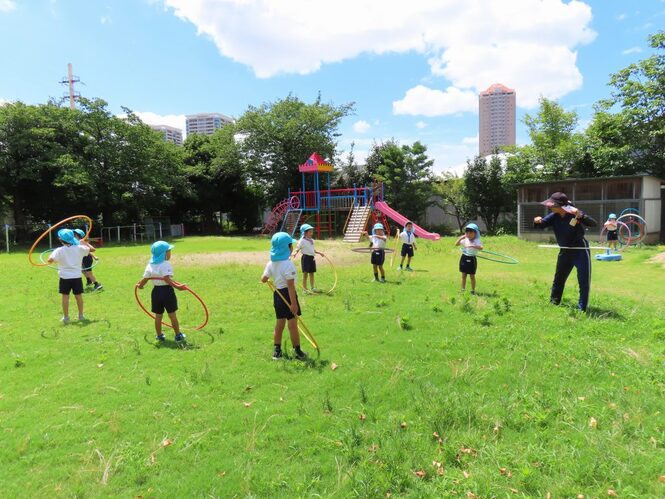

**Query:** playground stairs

left=343, top=204, right=371, bottom=243
left=281, top=209, right=303, bottom=237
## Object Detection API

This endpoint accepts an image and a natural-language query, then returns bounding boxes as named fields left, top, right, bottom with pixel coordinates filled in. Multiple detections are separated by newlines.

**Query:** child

left=47, top=228, right=93, bottom=323
left=534, top=192, right=597, bottom=312
left=72, top=229, right=103, bottom=291
left=363, top=223, right=387, bottom=282
left=398, top=221, right=417, bottom=271
left=604, top=213, right=618, bottom=251
left=455, top=223, right=483, bottom=294
left=136, top=241, right=187, bottom=343
left=291, top=223, right=326, bottom=293
left=261, top=232, right=307, bottom=360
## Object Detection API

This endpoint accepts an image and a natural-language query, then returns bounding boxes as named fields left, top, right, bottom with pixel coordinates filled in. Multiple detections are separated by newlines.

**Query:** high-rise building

left=150, top=125, right=183, bottom=146
left=479, top=83, right=516, bottom=156
left=185, top=112, right=234, bottom=136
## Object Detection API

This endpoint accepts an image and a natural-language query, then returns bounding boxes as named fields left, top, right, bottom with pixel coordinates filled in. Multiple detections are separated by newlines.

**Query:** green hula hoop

left=474, top=249, right=519, bottom=264
left=40, top=248, right=99, bottom=271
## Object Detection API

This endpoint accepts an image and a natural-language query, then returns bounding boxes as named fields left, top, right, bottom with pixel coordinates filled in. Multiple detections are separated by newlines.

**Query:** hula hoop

left=134, top=278, right=209, bottom=331
left=619, top=208, right=640, bottom=217
left=474, top=249, right=519, bottom=264
left=28, top=215, right=93, bottom=267
left=39, top=248, right=100, bottom=271
left=599, top=221, right=632, bottom=249
left=617, top=213, right=647, bottom=244
left=389, top=229, right=400, bottom=267
left=300, top=254, right=338, bottom=295
left=266, top=280, right=319, bottom=353
left=538, top=244, right=607, bottom=250
left=351, top=247, right=395, bottom=254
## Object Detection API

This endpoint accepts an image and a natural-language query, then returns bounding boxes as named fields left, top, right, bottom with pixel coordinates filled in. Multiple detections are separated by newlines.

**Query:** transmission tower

left=59, top=63, right=81, bottom=109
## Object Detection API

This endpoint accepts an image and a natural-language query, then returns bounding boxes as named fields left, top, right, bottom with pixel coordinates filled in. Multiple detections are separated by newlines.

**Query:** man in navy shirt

left=534, top=192, right=597, bottom=312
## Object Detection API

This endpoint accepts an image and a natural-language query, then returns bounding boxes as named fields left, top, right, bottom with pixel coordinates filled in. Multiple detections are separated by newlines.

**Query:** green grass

left=1, top=236, right=664, bottom=497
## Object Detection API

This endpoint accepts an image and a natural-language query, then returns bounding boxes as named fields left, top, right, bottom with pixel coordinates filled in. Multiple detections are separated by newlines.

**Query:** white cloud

left=352, top=120, right=371, bottom=133
left=621, top=46, right=642, bottom=55
left=0, top=0, right=16, bottom=12
left=462, top=135, right=478, bottom=145
left=415, top=121, right=427, bottom=129
left=0, top=98, right=9, bottom=106
left=130, top=111, right=186, bottom=134
left=160, top=0, right=595, bottom=109
left=616, top=13, right=626, bottom=21
left=393, top=85, right=477, bottom=116
left=100, top=15, right=112, bottom=24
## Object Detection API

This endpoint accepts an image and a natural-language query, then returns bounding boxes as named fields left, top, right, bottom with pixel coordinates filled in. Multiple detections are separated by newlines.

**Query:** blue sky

left=0, top=0, right=662, bottom=173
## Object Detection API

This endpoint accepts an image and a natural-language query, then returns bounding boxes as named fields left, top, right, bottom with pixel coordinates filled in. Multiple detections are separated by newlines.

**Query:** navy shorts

left=459, top=255, right=477, bottom=275
left=607, top=230, right=618, bottom=241
left=59, top=277, right=84, bottom=295
left=301, top=254, right=316, bottom=273
left=82, top=255, right=94, bottom=271
left=371, top=249, right=385, bottom=265
left=401, top=244, right=414, bottom=257
left=273, top=287, right=302, bottom=320
left=151, top=286, right=178, bottom=314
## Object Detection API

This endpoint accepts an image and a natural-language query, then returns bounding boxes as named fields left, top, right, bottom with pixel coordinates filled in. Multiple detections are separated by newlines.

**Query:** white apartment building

left=479, top=83, right=516, bottom=156
left=150, top=125, right=183, bottom=146
left=185, top=113, right=234, bottom=136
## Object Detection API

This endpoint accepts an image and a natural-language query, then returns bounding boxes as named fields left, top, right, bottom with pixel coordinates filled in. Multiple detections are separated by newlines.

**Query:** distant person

left=136, top=241, right=187, bottom=343
left=534, top=192, right=597, bottom=312
left=261, top=232, right=307, bottom=360
left=72, top=229, right=103, bottom=292
left=292, top=223, right=326, bottom=293
left=397, top=221, right=417, bottom=271
left=455, top=223, right=483, bottom=294
left=47, top=228, right=93, bottom=323
left=603, top=213, right=619, bottom=251
left=363, top=223, right=387, bottom=282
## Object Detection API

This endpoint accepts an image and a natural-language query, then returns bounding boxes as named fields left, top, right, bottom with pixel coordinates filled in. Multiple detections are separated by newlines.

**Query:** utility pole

left=59, top=63, right=81, bottom=109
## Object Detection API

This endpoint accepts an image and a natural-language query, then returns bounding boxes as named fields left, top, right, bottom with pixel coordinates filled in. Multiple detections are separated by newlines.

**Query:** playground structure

left=261, top=153, right=440, bottom=241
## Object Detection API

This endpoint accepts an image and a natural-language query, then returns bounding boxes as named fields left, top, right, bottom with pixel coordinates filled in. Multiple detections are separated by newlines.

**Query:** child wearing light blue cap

left=261, top=232, right=307, bottom=360
left=292, top=223, right=326, bottom=293
left=136, top=241, right=187, bottom=343
left=363, top=223, right=387, bottom=282
left=455, top=223, right=483, bottom=294
left=47, top=228, right=92, bottom=323
left=72, top=228, right=103, bottom=292
left=604, top=213, right=619, bottom=251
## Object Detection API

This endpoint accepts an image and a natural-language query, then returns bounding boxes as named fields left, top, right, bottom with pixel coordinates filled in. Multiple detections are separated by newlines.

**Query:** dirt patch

left=647, top=252, right=665, bottom=265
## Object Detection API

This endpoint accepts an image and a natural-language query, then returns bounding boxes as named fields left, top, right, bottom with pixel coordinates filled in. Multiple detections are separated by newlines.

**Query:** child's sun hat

left=271, top=232, right=297, bottom=262
left=464, top=223, right=480, bottom=238
left=300, top=223, right=314, bottom=237
left=372, top=223, right=384, bottom=235
left=608, top=213, right=617, bottom=219
left=57, top=228, right=79, bottom=246
left=151, top=240, right=174, bottom=264
left=73, top=228, right=86, bottom=238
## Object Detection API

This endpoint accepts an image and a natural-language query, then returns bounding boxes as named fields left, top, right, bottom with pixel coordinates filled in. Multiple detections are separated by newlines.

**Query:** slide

left=375, top=201, right=440, bottom=240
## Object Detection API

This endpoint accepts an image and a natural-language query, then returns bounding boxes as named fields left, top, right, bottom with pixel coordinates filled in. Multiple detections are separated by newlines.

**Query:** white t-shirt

left=461, top=237, right=483, bottom=256
left=143, top=261, right=174, bottom=286
left=51, top=244, right=90, bottom=279
left=400, top=231, right=416, bottom=244
left=297, top=237, right=316, bottom=256
left=370, top=235, right=386, bottom=249
left=605, top=221, right=618, bottom=231
left=263, top=260, right=297, bottom=289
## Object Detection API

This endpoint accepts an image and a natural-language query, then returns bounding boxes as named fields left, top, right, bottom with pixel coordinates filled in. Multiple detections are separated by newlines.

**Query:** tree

left=236, top=94, right=354, bottom=206
left=368, top=140, right=435, bottom=223
left=463, top=155, right=511, bottom=234
left=432, top=172, right=475, bottom=232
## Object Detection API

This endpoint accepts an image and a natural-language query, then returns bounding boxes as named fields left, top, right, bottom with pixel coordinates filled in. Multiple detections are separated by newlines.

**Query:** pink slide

left=375, top=201, right=440, bottom=240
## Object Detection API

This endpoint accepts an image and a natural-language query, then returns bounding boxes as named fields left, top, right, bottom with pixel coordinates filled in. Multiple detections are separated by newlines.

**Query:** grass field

left=1, top=235, right=664, bottom=498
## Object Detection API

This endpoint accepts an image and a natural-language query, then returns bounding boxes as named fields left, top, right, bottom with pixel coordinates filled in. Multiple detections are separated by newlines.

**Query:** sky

left=0, top=0, right=662, bottom=174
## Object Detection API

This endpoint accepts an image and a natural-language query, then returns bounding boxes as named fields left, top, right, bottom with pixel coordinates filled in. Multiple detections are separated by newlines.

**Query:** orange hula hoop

left=28, top=215, right=93, bottom=267
left=134, top=277, right=209, bottom=330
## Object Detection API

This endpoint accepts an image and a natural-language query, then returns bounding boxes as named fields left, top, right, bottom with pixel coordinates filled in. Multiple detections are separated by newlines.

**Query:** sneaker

left=93, top=283, right=103, bottom=292
left=294, top=349, right=307, bottom=361
left=175, top=332, right=187, bottom=342
left=373, top=278, right=380, bottom=282
left=156, top=334, right=166, bottom=342
left=78, top=315, right=87, bottom=321
left=380, top=277, right=386, bottom=283
left=60, top=316, right=70, bottom=324
left=311, top=288, right=321, bottom=293
left=470, top=290, right=476, bottom=295
left=405, top=266, right=413, bottom=272
left=397, top=266, right=402, bottom=271
left=272, top=349, right=283, bottom=360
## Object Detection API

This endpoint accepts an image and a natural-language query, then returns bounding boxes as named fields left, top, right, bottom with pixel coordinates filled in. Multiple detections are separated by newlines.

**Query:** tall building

left=185, top=112, right=234, bottom=136
left=150, top=125, right=183, bottom=146
left=479, top=83, right=516, bottom=156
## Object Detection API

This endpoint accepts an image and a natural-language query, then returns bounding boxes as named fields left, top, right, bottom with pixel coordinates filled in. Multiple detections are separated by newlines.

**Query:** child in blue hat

left=398, top=221, right=417, bottom=271
left=47, top=228, right=94, bottom=323
left=261, top=232, right=307, bottom=360
left=136, top=241, right=188, bottom=343
left=292, top=223, right=326, bottom=293
left=455, top=223, right=483, bottom=294
left=72, top=229, right=103, bottom=292
left=604, top=213, right=619, bottom=251
left=363, top=223, right=388, bottom=282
